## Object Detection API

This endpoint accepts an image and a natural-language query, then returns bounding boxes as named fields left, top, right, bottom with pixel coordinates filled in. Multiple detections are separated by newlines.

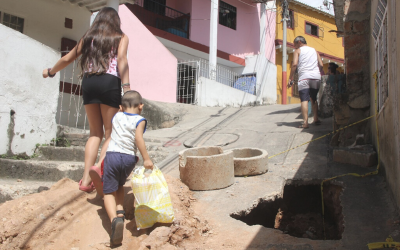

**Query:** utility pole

left=281, top=0, right=289, bottom=104
left=209, top=0, right=219, bottom=80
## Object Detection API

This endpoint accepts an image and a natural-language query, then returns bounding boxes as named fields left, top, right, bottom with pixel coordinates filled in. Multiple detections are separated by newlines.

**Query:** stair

left=0, top=159, right=84, bottom=181
left=333, top=144, right=378, bottom=167
left=0, top=178, right=56, bottom=203
left=0, top=126, right=171, bottom=203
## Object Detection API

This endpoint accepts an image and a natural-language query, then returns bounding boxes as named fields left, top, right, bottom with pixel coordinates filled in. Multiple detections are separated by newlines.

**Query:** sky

left=294, top=0, right=335, bottom=15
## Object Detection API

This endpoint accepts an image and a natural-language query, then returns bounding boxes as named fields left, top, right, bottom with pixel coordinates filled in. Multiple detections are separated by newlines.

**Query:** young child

left=93, top=90, right=153, bottom=246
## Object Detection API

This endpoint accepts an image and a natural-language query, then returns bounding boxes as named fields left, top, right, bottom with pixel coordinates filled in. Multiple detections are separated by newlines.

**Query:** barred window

left=287, top=10, right=294, bottom=29
left=373, top=0, right=388, bottom=111
left=219, top=1, right=236, bottom=30
left=305, top=22, right=318, bottom=37
left=1, top=12, right=24, bottom=33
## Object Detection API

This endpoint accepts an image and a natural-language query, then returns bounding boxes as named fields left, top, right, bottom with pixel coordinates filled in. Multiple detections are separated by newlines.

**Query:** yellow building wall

left=275, top=1, right=345, bottom=104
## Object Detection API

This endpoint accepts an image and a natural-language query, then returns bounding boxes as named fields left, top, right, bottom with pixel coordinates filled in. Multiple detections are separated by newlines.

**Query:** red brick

left=353, top=20, right=369, bottom=33
left=344, top=21, right=353, bottom=32
left=345, top=34, right=368, bottom=49
left=346, top=56, right=365, bottom=73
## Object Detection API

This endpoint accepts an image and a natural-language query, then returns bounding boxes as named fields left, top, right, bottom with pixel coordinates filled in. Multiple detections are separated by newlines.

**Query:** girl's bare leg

left=95, top=104, right=119, bottom=168
left=82, top=104, right=104, bottom=187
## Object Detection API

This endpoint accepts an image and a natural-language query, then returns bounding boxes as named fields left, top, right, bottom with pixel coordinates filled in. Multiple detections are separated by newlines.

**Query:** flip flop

left=78, top=179, right=95, bottom=193
left=110, top=217, right=124, bottom=246
left=299, top=124, right=309, bottom=129
left=89, top=165, right=103, bottom=197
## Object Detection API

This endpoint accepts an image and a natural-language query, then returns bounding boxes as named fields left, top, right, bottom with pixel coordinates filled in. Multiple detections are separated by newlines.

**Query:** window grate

left=374, top=2, right=388, bottom=112
left=219, top=1, right=237, bottom=30
left=305, top=22, right=318, bottom=37
left=2, top=12, right=24, bottom=33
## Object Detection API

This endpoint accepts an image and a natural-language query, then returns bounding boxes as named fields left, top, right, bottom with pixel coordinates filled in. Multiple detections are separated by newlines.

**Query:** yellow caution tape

left=367, top=236, right=400, bottom=249
left=267, top=73, right=383, bottom=243
left=321, top=72, right=381, bottom=240
left=268, top=114, right=376, bottom=160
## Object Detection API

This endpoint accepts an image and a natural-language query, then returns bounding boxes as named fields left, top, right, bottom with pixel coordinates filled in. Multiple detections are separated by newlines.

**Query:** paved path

left=145, top=104, right=400, bottom=250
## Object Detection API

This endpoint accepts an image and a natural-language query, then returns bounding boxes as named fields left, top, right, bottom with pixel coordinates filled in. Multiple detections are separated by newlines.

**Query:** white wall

left=0, top=25, right=60, bottom=156
left=0, top=0, right=92, bottom=129
left=197, top=77, right=258, bottom=107
left=244, top=55, right=277, bottom=104
left=0, top=0, right=91, bottom=51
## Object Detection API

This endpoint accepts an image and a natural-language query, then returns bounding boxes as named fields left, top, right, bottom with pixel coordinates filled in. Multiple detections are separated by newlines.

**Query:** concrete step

left=333, top=145, right=378, bottom=167
left=36, top=143, right=167, bottom=162
left=0, top=149, right=169, bottom=182
left=60, top=132, right=165, bottom=148
left=0, top=178, right=56, bottom=203
left=35, top=146, right=91, bottom=162
left=0, top=159, right=84, bottom=182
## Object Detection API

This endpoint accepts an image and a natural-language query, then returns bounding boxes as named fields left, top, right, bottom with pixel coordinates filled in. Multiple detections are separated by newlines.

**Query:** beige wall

left=369, top=0, right=400, bottom=209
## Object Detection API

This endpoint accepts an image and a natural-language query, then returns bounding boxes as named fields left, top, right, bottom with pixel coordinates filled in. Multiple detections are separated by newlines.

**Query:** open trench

left=231, top=181, right=344, bottom=240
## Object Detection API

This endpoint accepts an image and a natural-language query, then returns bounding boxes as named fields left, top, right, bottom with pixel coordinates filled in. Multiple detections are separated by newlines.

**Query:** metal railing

left=198, top=59, right=257, bottom=95
left=177, top=59, right=257, bottom=104
left=56, top=50, right=88, bottom=130
left=127, top=0, right=190, bottom=39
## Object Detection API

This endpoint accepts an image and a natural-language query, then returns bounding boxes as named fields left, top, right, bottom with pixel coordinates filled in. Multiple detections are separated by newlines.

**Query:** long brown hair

left=79, top=7, right=123, bottom=77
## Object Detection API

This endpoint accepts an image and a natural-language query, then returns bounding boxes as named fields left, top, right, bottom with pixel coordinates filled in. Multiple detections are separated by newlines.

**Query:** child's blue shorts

left=103, top=152, right=137, bottom=194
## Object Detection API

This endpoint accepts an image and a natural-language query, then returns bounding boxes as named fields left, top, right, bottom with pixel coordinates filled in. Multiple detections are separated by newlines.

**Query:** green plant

left=51, top=137, right=70, bottom=147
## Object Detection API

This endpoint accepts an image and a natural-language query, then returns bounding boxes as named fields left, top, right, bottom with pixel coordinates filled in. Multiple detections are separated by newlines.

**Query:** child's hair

left=122, top=91, right=143, bottom=109
left=78, top=7, right=123, bottom=77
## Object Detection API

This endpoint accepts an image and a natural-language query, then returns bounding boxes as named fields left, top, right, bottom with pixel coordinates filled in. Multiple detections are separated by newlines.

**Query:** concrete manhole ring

left=179, top=146, right=234, bottom=191
left=183, top=133, right=239, bottom=148
left=230, top=148, right=268, bottom=176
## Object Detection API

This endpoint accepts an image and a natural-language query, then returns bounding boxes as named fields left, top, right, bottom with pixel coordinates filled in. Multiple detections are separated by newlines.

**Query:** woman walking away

left=42, top=7, right=131, bottom=192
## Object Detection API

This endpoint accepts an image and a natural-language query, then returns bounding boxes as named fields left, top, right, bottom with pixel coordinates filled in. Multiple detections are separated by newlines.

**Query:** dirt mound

left=0, top=176, right=211, bottom=250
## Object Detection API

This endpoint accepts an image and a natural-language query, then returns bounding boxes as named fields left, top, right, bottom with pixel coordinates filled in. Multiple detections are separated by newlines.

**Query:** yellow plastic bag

left=131, top=165, right=174, bottom=230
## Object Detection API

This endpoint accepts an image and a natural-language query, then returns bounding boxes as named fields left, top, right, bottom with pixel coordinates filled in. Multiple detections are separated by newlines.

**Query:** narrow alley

left=1, top=103, right=398, bottom=249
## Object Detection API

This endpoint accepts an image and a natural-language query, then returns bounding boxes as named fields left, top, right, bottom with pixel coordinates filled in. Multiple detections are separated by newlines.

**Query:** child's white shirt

left=107, top=112, right=147, bottom=156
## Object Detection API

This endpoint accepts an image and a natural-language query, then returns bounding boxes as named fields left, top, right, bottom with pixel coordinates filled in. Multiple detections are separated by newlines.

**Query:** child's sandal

left=110, top=217, right=124, bottom=246
left=116, top=210, right=125, bottom=221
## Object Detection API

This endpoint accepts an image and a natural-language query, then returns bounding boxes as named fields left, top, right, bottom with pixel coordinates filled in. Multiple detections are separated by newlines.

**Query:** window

left=1, top=12, right=24, bottom=33
left=373, top=0, right=389, bottom=111
left=219, top=1, right=236, bottom=30
left=287, top=10, right=294, bottom=29
left=305, top=22, right=318, bottom=37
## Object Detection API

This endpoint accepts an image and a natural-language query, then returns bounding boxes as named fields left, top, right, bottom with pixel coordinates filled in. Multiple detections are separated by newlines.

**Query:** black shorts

left=298, top=79, right=320, bottom=102
left=82, top=74, right=121, bottom=108
left=103, top=152, right=138, bottom=194
left=299, top=89, right=310, bottom=102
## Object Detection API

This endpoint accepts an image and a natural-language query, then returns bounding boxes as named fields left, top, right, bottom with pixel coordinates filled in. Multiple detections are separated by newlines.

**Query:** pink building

left=119, top=0, right=277, bottom=105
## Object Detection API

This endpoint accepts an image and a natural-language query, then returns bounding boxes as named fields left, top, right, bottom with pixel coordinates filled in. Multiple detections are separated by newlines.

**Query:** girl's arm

left=117, top=35, right=130, bottom=93
left=42, top=40, right=83, bottom=78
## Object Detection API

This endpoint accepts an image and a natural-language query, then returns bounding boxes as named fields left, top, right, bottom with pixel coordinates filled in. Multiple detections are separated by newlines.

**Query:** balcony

left=126, top=0, right=190, bottom=39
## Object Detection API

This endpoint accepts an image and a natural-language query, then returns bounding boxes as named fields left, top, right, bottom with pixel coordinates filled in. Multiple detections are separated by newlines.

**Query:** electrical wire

left=234, top=0, right=257, bottom=8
